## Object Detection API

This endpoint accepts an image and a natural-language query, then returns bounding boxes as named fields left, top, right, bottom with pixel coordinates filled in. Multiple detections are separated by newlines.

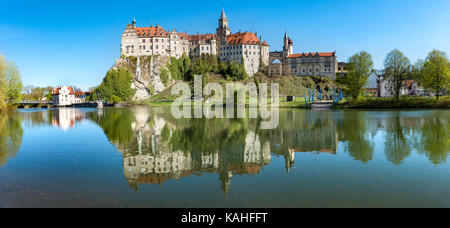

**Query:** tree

left=384, top=49, right=411, bottom=100
left=240, top=56, right=248, bottom=80
left=95, top=67, right=136, bottom=102
left=30, top=87, right=45, bottom=101
left=0, top=55, right=7, bottom=109
left=1, top=54, right=24, bottom=108
left=342, top=51, right=374, bottom=100
left=419, top=50, right=450, bottom=100
left=5, top=63, right=23, bottom=103
left=111, top=95, right=122, bottom=104
left=23, top=85, right=35, bottom=95
left=411, top=59, right=425, bottom=80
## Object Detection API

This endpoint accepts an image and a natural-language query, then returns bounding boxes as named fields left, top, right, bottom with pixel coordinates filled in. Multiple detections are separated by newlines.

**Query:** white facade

left=120, top=10, right=270, bottom=76
left=366, top=71, right=379, bottom=89
left=378, top=75, right=407, bottom=97
left=52, top=86, right=85, bottom=106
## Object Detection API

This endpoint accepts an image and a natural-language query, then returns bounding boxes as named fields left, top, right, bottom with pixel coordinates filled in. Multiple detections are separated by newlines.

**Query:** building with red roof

left=268, top=33, right=338, bottom=80
left=52, top=85, right=87, bottom=106
left=120, top=9, right=270, bottom=76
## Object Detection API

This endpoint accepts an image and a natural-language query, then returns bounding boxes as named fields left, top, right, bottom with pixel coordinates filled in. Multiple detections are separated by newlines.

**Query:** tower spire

left=221, top=8, right=227, bottom=19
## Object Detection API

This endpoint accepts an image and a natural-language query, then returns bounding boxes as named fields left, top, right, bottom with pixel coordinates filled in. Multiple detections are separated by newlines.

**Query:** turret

left=216, top=9, right=231, bottom=39
left=132, top=18, right=136, bottom=28
left=283, top=32, right=294, bottom=57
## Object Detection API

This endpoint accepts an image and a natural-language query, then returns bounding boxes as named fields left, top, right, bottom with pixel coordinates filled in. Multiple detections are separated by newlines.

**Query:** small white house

left=52, top=86, right=85, bottom=106
left=378, top=75, right=408, bottom=98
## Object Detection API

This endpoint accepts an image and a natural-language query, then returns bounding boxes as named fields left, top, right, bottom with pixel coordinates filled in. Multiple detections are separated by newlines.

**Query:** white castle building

left=51, top=86, right=85, bottom=106
left=120, top=9, right=270, bottom=76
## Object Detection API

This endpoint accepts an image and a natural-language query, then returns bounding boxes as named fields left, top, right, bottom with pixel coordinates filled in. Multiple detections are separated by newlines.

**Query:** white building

left=120, top=9, right=270, bottom=76
left=52, top=86, right=85, bottom=106
left=378, top=75, right=408, bottom=97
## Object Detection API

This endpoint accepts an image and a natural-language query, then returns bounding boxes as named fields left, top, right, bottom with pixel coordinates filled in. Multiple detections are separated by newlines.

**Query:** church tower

left=216, top=9, right=231, bottom=39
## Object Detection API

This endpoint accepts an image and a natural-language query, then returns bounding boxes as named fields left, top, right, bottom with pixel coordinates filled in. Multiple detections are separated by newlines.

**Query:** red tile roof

left=189, top=34, right=217, bottom=41
left=227, top=32, right=261, bottom=45
left=52, top=87, right=75, bottom=95
left=134, top=26, right=167, bottom=37
left=288, top=52, right=335, bottom=58
left=177, top=32, right=190, bottom=40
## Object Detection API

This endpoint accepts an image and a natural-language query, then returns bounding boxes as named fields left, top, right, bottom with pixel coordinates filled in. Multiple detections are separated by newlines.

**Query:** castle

left=268, top=33, right=338, bottom=80
left=121, top=9, right=270, bottom=76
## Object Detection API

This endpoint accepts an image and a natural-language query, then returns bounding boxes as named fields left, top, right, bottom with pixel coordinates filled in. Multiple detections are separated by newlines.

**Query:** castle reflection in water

left=85, top=108, right=339, bottom=196
left=12, top=107, right=448, bottom=197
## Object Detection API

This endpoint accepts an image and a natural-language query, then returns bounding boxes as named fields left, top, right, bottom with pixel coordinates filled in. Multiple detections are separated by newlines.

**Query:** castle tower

left=216, top=9, right=231, bottom=39
left=282, top=32, right=294, bottom=64
left=283, top=32, right=293, bottom=56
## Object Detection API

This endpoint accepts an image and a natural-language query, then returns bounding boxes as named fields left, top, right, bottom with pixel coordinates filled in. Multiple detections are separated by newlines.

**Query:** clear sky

left=1, top=0, right=449, bottom=90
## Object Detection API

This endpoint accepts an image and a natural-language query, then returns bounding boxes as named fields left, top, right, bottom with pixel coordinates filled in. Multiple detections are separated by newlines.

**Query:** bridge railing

left=19, top=100, right=52, bottom=104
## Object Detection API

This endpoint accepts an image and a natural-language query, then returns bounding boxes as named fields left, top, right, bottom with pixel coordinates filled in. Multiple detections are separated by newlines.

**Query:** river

left=0, top=107, right=449, bottom=207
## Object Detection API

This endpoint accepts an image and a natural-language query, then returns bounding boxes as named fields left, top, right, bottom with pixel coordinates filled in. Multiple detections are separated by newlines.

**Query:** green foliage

left=227, top=62, right=247, bottom=81
left=0, top=112, right=23, bottom=166
left=147, top=83, right=154, bottom=95
left=5, top=63, right=22, bottom=103
left=337, top=112, right=374, bottom=162
left=1, top=54, right=24, bottom=109
left=94, top=67, right=136, bottom=102
left=46, top=91, right=53, bottom=101
left=341, top=51, right=374, bottom=100
left=337, top=96, right=450, bottom=109
left=86, top=109, right=135, bottom=147
left=419, top=50, right=450, bottom=100
left=111, top=95, right=122, bottom=104
left=0, top=56, right=7, bottom=109
left=384, top=49, right=411, bottom=100
left=160, top=68, right=170, bottom=86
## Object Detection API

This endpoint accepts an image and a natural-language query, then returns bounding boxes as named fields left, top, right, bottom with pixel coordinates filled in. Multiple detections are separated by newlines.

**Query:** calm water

left=0, top=107, right=449, bottom=208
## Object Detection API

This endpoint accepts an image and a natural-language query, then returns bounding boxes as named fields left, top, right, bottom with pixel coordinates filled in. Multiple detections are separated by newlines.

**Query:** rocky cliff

left=114, top=56, right=170, bottom=100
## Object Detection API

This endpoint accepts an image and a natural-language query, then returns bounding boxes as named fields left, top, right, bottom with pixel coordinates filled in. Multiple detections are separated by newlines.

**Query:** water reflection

left=3, top=108, right=450, bottom=196
left=0, top=112, right=23, bottom=166
left=85, top=108, right=450, bottom=195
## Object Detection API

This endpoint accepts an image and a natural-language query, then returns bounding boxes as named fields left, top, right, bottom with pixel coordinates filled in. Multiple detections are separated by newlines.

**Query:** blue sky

left=1, top=0, right=449, bottom=90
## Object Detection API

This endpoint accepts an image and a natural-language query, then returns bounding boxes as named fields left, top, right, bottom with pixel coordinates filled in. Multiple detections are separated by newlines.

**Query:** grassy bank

left=333, top=96, right=450, bottom=109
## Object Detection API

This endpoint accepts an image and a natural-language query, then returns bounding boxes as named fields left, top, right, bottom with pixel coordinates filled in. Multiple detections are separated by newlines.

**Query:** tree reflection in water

left=0, top=112, right=23, bottom=166
left=1, top=108, right=448, bottom=197
left=337, top=111, right=374, bottom=163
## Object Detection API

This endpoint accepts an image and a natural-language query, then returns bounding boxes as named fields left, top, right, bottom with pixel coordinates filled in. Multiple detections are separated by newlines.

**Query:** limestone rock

left=114, top=56, right=170, bottom=101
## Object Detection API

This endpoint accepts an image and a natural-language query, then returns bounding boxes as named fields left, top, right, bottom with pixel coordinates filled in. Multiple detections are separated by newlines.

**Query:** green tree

left=0, top=113, right=23, bottom=166
left=419, top=50, right=450, bottom=100
left=95, top=67, right=136, bottom=102
left=240, top=56, right=248, bottom=80
left=5, top=63, right=23, bottom=103
left=384, top=49, right=411, bottom=100
left=342, top=51, right=374, bottom=100
left=160, top=68, right=170, bottom=86
left=30, top=87, right=45, bottom=101
left=0, top=55, right=7, bottom=109
left=337, top=112, right=374, bottom=163
left=111, top=95, right=122, bottom=104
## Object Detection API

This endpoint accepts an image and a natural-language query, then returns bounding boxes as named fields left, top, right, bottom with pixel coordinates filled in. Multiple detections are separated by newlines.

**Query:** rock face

left=114, top=56, right=169, bottom=100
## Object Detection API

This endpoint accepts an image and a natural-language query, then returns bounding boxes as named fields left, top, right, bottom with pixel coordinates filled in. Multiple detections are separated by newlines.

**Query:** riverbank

left=332, top=97, right=450, bottom=109
left=144, top=96, right=450, bottom=109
